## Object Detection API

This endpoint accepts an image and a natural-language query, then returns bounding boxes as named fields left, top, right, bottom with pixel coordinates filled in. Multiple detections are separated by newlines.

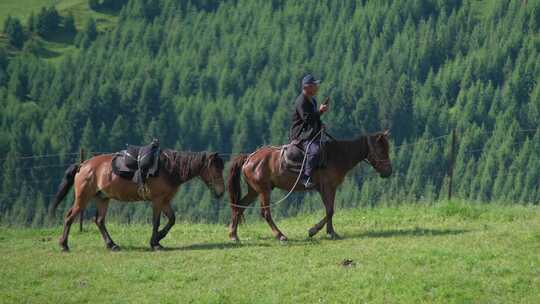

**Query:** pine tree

left=27, top=12, right=36, bottom=33
left=75, top=18, right=97, bottom=48
left=97, top=122, right=108, bottom=152
left=3, top=16, right=25, bottom=49
left=80, top=119, right=96, bottom=152
left=88, top=0, right=100, bottom=10
left=110, top=115, right=130, bottom=149
left=36, top=7, right=61, bottom=37
left=64, top=12, right=77, bottom=35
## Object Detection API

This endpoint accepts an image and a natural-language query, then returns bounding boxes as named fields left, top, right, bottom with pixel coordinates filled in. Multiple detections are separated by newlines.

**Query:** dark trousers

left=302, top=140, right=320, bottom=177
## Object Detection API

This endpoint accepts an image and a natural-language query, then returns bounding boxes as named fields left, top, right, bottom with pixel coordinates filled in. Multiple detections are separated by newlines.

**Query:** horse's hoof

left=59, top=240, right=69, bottom=252
left=151, top=244, right=164, bottom=251
left=278, top=235, right=288, bottom=242
left=328, top=233, right=342, bottom=240
left=108, top=244, right=121, bottom=251
left=230, top=237, right=240, bottom=243
left=308, top=228, right=318, bottom=238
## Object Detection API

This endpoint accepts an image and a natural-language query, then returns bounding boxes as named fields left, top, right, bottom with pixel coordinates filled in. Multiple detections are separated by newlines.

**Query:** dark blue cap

left=302, top=74, right=321, bottom=86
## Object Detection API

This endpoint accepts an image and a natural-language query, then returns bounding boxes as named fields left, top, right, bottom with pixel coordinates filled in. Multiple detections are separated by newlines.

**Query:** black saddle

left=279, top=141, right=326, bottom=174
left=111, top=139, right=160, bottom=186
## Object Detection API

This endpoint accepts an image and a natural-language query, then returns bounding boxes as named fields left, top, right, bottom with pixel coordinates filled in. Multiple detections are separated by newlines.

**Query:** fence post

left=447, top=129, right=457, bottom=201
left=79, top=148, right=85, bottom=232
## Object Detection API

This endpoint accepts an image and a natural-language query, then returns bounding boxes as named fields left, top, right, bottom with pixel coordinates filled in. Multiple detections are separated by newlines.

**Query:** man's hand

left=319, top=96, right=330, bottom=114
left=319, top=103, right=329, bottom=114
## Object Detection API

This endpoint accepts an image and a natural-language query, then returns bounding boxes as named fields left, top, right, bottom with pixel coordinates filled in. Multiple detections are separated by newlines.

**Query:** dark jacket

left=289, top=93, right=322, bottom=143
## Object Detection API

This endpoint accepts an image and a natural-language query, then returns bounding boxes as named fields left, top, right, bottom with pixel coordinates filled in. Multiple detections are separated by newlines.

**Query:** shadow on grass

left=230, top=228, right=469, bottom=244
left=348, top=227, right=470, bottom=239
left=249, top=235, right=323, bottom=247
left=119, top=241, right=272, bottom=252
left=103, top=228, right=470, bottom=252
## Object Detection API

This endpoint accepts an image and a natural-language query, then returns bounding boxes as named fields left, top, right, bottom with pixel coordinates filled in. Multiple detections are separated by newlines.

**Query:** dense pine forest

left=0, top=0, right=538, bottom=226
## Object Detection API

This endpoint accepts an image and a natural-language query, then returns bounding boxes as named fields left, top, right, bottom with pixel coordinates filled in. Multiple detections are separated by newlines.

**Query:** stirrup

left=302, top=176, right=315, bottom=189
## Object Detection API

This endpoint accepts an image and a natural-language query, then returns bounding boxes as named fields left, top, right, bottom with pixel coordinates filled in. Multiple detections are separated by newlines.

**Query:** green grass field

left=1, top=202, right=539, bottom=303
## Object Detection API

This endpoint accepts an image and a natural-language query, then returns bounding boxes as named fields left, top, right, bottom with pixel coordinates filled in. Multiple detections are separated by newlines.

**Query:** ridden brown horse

left=51, top=150, right=225, bottom=251
left=227, top=131, right=392, bottom=242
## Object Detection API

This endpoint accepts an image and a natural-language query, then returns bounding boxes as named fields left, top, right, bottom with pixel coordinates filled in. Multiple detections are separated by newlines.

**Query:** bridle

left=201, top=157, right=224, bottom=194
left=364, top=135, right=391, bottom=172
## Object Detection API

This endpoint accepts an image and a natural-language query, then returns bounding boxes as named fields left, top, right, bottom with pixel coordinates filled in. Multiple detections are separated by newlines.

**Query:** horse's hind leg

left=59, top=197, right=87, bottom=251
left=229, top=187, right=257, bottom=242
left=94, top=198, right=119, bottom=251
left=259, top=191, right=287, bottom=242
left=59, top=172, right=96, bottom=251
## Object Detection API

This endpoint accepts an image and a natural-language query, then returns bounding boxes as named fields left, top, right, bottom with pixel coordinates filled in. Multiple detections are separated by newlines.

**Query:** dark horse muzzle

left=380, top=165, right=392, bottom=178
left=366, top=156, right=392, bottom=178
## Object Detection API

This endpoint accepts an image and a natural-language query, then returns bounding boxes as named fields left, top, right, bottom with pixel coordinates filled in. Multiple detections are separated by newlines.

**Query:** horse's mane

left=160, top=149, right=207, bottom=185
left=325, top=131, right=390, bottom=162
left=344, top=131, right=389, bottom=150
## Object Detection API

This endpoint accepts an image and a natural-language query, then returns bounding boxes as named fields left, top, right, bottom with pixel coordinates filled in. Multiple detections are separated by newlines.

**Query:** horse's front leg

left=150, top=204, right=164, bottom=250
left=157, top=203, right=175, bottom=242
left=308, top=187, right=336, bottom=238
left=323, top=187, right=340, bottom=239
left=308, top=216, right=327, bottom=238
left=314, top=187, right=340, bottom=239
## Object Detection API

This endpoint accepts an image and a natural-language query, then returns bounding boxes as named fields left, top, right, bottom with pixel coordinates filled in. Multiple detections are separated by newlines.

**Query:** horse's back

left=78, top=154, right=115, bottom=184
left=242, top=146, right=290, bottom=188
left=83, top=154, right=114, bottom=170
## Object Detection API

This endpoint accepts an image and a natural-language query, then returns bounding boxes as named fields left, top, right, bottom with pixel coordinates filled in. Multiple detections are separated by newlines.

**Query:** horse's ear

left=209, top=152, right=224, bottom=168
left=377, top=130, right=390, bottom=142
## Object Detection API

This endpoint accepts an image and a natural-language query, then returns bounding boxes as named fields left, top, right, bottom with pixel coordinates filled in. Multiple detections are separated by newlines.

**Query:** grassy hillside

left=1, top=202, right=539, bottom=303
left=0, top=0, right=116, bottom=28
left=0, top=0, right=62, bottom=25
left=0, top=0, right=117, bottom=62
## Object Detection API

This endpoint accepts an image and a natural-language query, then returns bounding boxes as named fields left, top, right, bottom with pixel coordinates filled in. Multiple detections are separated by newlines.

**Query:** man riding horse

left=289, top=74, right=329, bottom=189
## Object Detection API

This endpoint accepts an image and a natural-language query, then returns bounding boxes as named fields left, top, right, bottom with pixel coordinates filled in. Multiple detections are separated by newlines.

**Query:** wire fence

left=1, top=128, right=537, bottom=162
left=0, top=128, right=537, bottom=203
left=0, top=152, right=79, bottom=162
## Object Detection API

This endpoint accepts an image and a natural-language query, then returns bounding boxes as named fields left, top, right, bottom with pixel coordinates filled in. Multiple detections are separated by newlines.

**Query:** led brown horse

left=51, top=150, right=225, bottom=251
left=227, top=131, right=392, bottom=241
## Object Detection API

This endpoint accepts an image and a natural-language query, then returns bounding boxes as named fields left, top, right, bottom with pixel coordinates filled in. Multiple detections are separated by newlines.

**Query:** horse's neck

left=182, top=166, right=200, bottom=183
left=173, top=152, right=205, bottom=184
left=330, top=136, right=368, bottom=172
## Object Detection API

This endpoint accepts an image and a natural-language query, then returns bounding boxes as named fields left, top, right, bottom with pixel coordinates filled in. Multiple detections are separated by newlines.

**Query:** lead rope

left=228, top=128, right=324, bottom=209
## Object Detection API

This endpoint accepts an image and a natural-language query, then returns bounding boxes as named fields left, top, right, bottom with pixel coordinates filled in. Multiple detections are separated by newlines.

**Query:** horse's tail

left=227, top=154, right=249, bottom=207
left=49, top=164, right=79, bottom=217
